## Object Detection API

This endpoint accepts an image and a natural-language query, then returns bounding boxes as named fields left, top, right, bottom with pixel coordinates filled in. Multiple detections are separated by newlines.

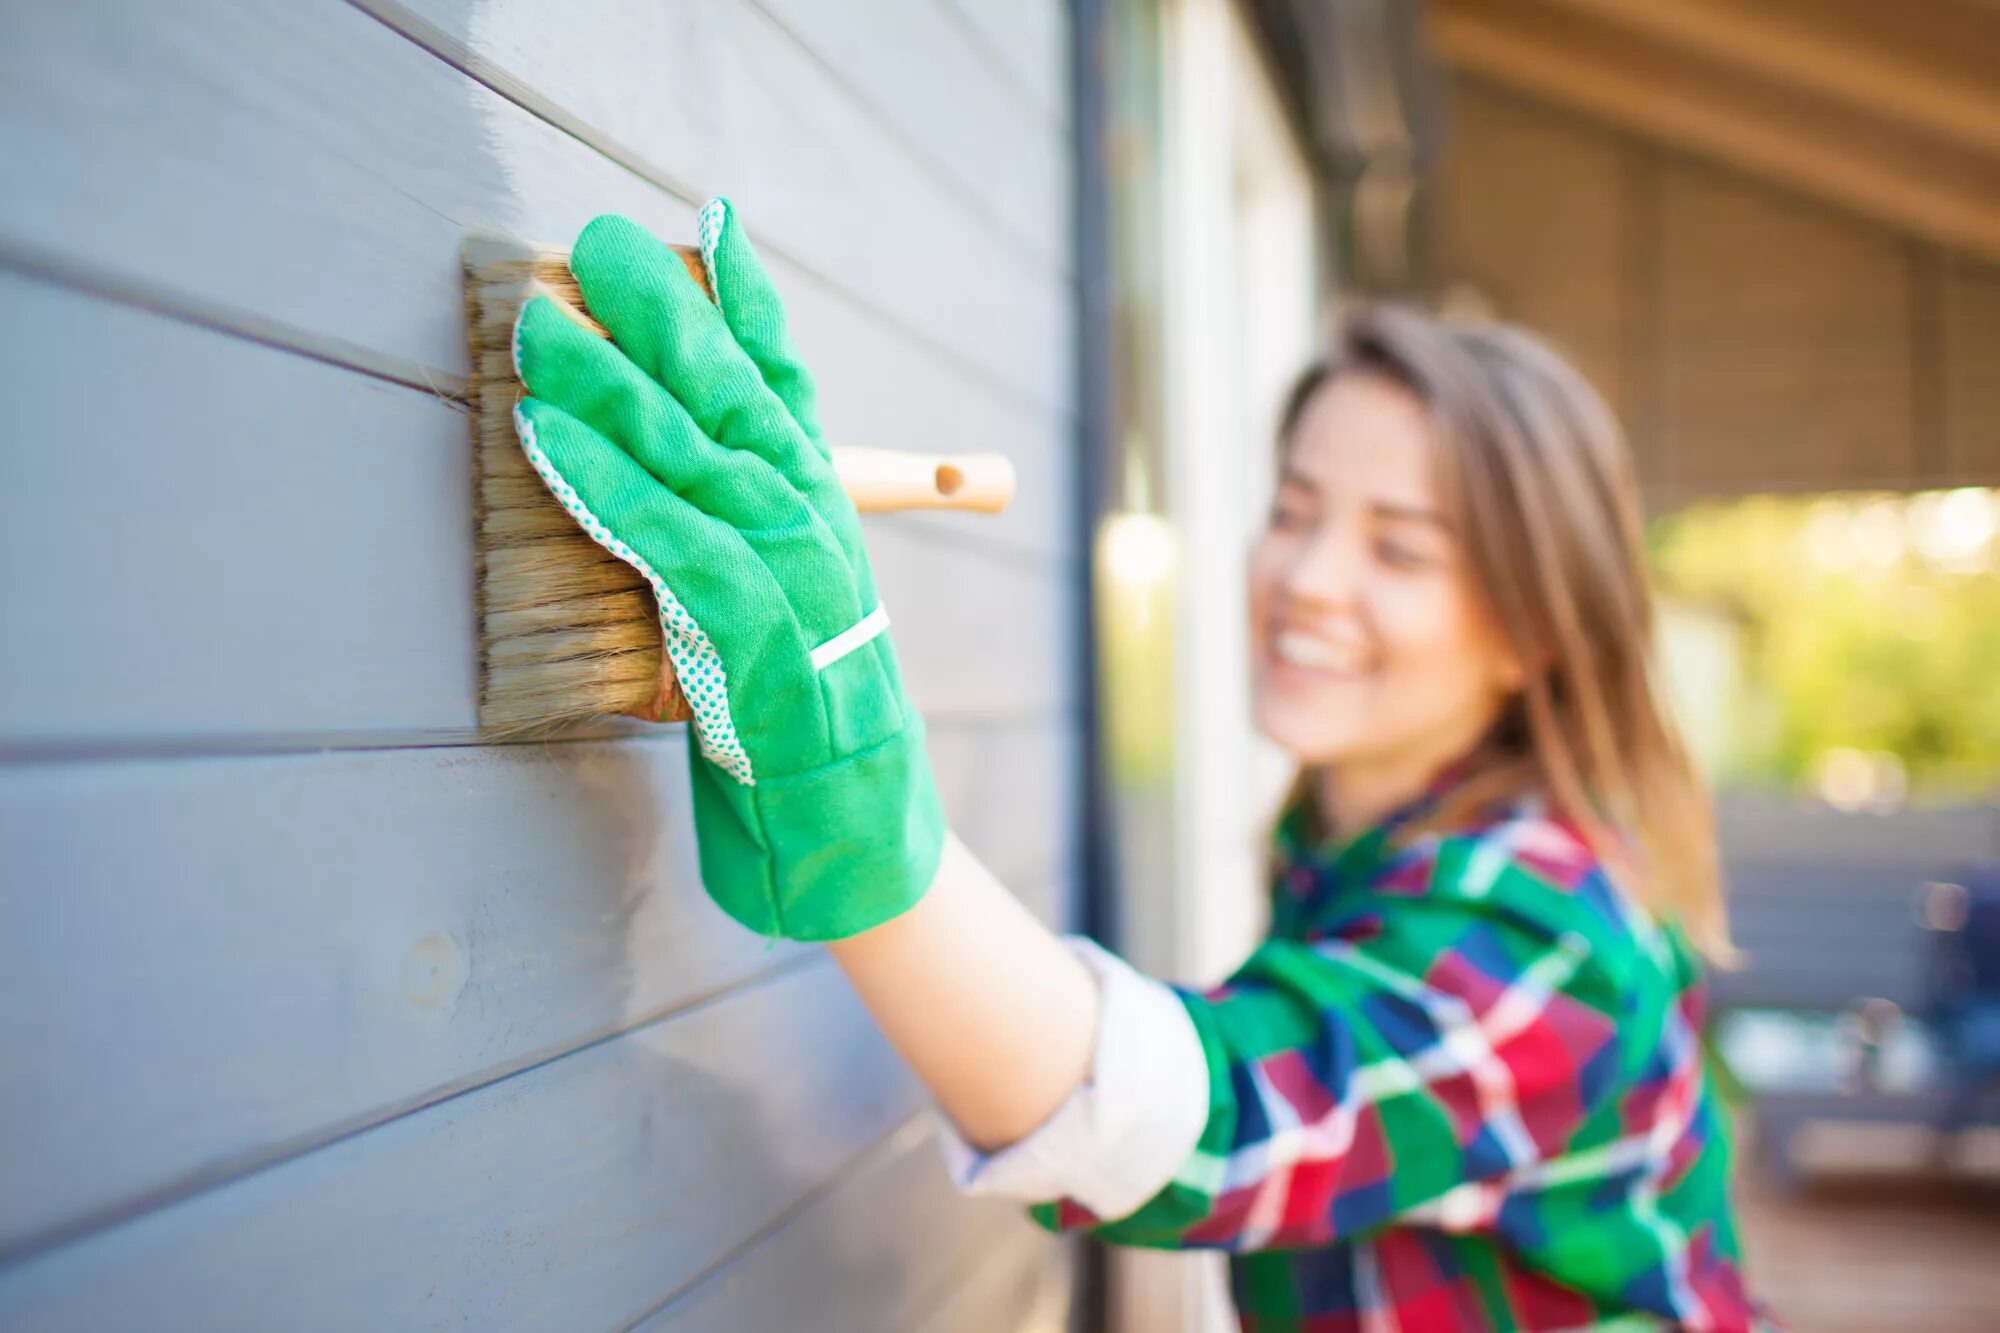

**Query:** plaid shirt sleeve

left=935, top=934, right=1211, bottom=1221
left=1029, top=842, right=1629, bottom=1253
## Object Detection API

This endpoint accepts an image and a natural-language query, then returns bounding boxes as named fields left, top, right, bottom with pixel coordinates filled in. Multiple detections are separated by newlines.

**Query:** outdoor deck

left=1736, top=1120, right=2000, bottom=1331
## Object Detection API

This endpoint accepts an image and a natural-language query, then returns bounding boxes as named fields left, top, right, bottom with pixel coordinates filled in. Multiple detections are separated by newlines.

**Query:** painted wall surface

left=0, top=2, right=1080, bottom=1328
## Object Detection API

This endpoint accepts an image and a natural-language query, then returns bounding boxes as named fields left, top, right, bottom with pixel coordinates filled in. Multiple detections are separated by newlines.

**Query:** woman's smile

left=1269, top=626, right=1373, bottom=678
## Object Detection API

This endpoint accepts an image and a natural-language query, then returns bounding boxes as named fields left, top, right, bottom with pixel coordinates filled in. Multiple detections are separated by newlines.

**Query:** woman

left=513, top=202, right=1768, bottom=1330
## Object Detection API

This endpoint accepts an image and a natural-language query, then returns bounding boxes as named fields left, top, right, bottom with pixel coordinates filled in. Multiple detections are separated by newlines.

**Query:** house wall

left=0, top=2, right=1082, bottom=1328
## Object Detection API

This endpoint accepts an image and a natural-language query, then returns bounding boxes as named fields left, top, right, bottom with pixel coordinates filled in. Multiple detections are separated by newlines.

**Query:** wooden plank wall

left=1430, top=76, right=2000, bottom=505
left=0, top=1, right=1080, bottom=1328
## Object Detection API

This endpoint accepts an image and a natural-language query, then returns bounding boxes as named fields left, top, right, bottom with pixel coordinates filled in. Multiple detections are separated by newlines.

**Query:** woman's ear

left=1489, top=627, right=1549, bottom=696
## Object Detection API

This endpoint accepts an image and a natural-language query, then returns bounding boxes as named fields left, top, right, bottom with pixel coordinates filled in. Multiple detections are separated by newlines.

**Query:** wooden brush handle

left=833, top=447, right=1014, bottom=513
left=527, top=244, right=1016, bottom=515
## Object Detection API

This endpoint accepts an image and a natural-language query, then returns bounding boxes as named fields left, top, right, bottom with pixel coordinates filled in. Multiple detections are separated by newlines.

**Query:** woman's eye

left=1269, top=504, right=1313, bottom=532
left=1376, top=539, right=1431, bottom=568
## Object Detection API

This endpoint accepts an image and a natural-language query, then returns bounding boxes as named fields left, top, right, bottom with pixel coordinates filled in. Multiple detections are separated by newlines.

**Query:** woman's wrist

left=826, top=828, right=1100, bottom=1151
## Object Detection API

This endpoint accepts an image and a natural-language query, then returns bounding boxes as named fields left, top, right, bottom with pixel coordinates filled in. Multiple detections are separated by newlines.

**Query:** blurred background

left=1088, top=1, right=2000, bottom=1328
left=0, top=2, right=1994, bottom=1331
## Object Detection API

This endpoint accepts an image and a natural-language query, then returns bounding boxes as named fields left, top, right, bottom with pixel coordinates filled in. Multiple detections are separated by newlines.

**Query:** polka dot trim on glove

left=697, top=198, right=728, bottom=300
left=513, top=405, right=756, bottom=787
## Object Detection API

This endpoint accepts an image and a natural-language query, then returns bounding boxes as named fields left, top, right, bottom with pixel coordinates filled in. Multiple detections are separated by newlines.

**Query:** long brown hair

left=1272, top=303, right=1731, bottom=959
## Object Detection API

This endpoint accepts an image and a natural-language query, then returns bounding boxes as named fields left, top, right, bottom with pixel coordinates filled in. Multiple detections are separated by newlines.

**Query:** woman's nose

left=1282, top=523, right=1364, bottom=609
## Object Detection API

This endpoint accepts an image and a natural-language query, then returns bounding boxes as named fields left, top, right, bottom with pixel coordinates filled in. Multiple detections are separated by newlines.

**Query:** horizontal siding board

left=781, top=295, right=1073, bottom=568
left=637, top=1115, right=1058, bottom=1332
left=0, top=722, right=1070, bottom=1256
left=0, top=961, right=931, bottom=1332
left=0, top=272, right=1069, bottom=745
left=941, top=0, right=1072, bottom=130
left=0, top=268, right=476, bottom=741
left=749, top=0, right=1070, bottom=271
left=0, top=0, right=1069, bottom=437
left=354, top=0, right=1070, bottom=411
left=870, top=510, right=1078, bottom=727
left=0, top=2, right=1080, bottom=1325
left=911, top=1238, right=1071, bottom=1333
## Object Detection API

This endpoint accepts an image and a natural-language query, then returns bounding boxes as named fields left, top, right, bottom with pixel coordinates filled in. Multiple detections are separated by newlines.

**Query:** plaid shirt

left=1028, top=771, right=1768, bottom=1331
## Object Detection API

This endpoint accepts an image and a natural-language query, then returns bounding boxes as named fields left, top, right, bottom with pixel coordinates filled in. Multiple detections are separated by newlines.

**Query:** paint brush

left=463, top=232, right=1014, bottom=735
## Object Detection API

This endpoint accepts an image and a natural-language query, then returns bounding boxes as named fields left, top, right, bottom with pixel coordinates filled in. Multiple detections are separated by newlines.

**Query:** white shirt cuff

left=932, top=935, right=1211, bottom=1223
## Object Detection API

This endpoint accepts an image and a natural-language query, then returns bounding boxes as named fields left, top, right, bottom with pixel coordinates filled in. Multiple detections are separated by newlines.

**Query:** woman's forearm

left=825, top=828, right=1099, bottom=1152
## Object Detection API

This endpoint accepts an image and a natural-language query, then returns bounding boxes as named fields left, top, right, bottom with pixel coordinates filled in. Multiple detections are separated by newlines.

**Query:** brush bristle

left=463, top=233, right=710, bottom=736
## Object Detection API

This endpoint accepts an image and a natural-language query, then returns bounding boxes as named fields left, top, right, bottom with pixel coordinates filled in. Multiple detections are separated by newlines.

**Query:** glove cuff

left=688, top=712, right=947, bottom=941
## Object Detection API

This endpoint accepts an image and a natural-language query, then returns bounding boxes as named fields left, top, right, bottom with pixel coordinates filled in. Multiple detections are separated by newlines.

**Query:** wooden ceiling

left=1426, top=0, right=2000, bottom=265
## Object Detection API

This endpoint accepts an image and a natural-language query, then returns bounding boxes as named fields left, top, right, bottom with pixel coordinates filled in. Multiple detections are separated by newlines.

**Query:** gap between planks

left=0, top=704, right=1083, bottom=767
left=0, top=948, right=842, bottom=1271
left=340, top=0, right=1079, bottom=419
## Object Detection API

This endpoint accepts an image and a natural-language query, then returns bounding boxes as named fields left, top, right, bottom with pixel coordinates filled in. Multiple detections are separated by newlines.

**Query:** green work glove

left=510, top=200, right=945, bottom=941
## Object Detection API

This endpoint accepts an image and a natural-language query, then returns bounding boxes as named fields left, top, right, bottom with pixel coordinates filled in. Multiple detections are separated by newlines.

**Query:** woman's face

left=1249, top=372, right=1523, bottom=771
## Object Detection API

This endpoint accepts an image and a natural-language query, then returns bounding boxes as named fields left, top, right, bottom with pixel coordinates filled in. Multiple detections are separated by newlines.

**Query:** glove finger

left=512, top=330, right=866, bottom=658
left=518, top=295, right=876, bottom=661
left=692, top=201, right=877, bottom=618
left=512, top=397, right=833, bottom=779
left=697, top=197, right=825, bottom=452
left=570, top=214, right=836, bottom=501
left=515, top=295, right=794, bottom=534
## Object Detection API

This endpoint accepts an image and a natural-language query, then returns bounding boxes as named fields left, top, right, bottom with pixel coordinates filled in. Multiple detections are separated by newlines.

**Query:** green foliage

left=1648, top=490, right=2000, bottom=800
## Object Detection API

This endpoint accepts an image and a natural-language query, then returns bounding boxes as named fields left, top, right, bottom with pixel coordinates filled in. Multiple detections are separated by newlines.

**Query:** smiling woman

left=1252, top=368, right=1528, bottom=844
left=1255, top=306, right=1729, bottom=959
left=829, top=302, right=1771, bottom=1330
